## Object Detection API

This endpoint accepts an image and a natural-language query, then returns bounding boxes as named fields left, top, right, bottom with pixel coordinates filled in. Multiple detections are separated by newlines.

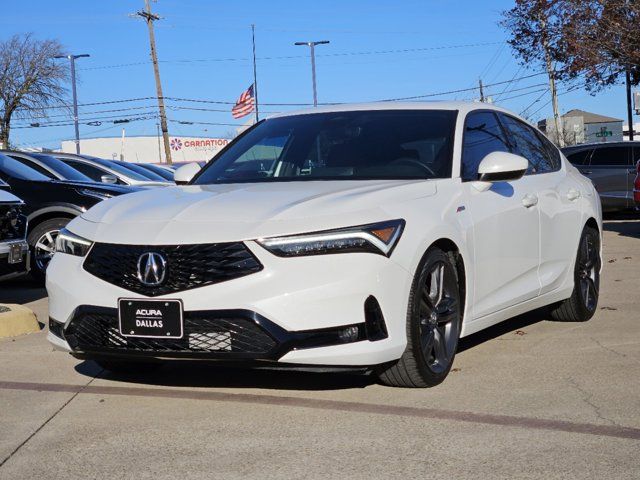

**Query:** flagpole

left=251, top=24, right=259, bottom=123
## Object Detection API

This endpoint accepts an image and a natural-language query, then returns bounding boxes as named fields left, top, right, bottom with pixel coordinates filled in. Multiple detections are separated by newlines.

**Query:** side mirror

left=100, top=174, right=118, bottom=184
left=473, top=152, right=528, bottom=192
left=174, top=162, right=201, bottom=185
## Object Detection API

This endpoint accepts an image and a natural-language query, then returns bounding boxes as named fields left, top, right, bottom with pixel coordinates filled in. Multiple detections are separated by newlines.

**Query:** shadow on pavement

left=458, top=308, right=547, bottom=353
left=0, top=275, right=46, bottom=304
left=603, top=216, right=640, bottom=240
left=76, top=360, right=376, bottom=391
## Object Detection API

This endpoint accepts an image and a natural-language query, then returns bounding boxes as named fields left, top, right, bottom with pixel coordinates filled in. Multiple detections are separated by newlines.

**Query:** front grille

left=0, top=257, right=26, bottom=277
left=0, top=204, right=27, bottom=242
left=65, top=311, right=278, bottom=357
left=83, top=242, right=263, bottom=296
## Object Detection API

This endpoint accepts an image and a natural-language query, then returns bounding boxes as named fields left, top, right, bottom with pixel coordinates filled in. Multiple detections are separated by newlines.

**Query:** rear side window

left=564, top=149, right=593, bottom=166
left=499, top=114, right=551, bottom=175
left=461, top=111, right=510, bottom=181
left=9, top=156, right=57, bottom=179
left=589, top=146, right=631, bottom=166
left=62, top=160, right=107, bottom=181
left=535, top=131, right=562, bottom=172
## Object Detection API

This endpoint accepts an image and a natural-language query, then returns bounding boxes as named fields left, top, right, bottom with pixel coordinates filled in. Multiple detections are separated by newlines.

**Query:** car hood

left=54, top=180, right=144, bottom=195
left=72, top=179, right=437, bottom=244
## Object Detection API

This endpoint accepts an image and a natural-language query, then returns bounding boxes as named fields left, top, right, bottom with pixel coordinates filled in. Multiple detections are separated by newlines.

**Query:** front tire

left=27, top=217, right=71, bottom=283
left=549, top=225, right=601, bottom=322
left=377, top=248, right=462, bottom=388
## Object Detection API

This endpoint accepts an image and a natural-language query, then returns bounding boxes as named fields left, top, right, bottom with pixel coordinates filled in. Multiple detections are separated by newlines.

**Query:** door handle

left=567, top=188, right=581, bottom=201
left=522, top=194, right=538, bottom=208
left=582, top=170, right=592, bottom=175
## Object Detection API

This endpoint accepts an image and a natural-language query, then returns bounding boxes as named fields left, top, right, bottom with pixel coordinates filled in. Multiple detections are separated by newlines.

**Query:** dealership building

left=60, top=135, right=231, bottom=164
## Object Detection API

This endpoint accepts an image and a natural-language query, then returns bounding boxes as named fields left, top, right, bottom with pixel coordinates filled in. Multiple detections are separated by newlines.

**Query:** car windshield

left=0, top=154, right=51, bottom=181
left=30, top=153, right=93, bottom=182
left=193, top=110, right=457, bottom=185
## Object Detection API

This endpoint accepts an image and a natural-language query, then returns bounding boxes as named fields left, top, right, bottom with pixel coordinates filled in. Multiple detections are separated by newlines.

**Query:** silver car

left=563, top=141, right=640, bottom=212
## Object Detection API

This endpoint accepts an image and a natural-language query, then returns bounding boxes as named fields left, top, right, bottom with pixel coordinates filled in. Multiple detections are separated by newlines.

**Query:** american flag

left=231, top=84, right=255, bottom=119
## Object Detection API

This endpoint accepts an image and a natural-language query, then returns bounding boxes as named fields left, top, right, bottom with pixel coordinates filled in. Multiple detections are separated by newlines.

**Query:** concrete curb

left=0, top=304, right=41, bottom=338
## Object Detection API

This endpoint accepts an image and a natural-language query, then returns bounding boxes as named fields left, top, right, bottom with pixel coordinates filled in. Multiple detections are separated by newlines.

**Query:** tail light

left=634, top=161, right=640, bottom=203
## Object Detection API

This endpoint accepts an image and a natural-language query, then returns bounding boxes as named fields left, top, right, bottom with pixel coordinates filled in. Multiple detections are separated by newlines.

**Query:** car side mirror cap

left=100, top=174, right=118, bottom=184
left=472, top=152, right=528, bottom=191
left=174, top=162, right=201, bottom=185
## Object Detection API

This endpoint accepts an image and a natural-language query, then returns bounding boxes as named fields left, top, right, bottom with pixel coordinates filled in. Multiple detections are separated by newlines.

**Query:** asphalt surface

left=1, top=218, right=639, bottom=479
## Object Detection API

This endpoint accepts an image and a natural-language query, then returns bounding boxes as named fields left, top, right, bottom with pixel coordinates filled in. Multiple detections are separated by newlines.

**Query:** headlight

left=77, top=188, right=113, bottom=201
left=55, top=228, right=93, bottom=257
left=257, top=219, right=405, bottom=257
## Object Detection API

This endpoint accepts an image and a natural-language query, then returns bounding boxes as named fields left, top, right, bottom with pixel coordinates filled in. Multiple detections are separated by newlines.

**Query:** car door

left=499, top=113, right=583, bottom=295
left=586, top=145, right=632, bottom=210
left=461, top=111, right=541, bottom=319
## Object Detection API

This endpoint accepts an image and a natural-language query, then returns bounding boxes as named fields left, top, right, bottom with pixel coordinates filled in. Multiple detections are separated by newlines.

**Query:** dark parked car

left=111, top=160, right=171, bottom=183
left=0, top=188, right=29, bottom=281
left=0, top=153, right=140, bottom=281
left=134, top=162, right=175, bottom=181
left=52, top=153, right=168, bottom=187
left=562, top=141, right=640, bottom=211
left=1, top=150, right=94, bottom=183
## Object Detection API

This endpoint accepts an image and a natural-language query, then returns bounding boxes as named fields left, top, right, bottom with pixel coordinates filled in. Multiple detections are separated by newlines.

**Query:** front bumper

left=46, top=242, right=410, bottom=366
left=0, top=240, right=29, bottom=280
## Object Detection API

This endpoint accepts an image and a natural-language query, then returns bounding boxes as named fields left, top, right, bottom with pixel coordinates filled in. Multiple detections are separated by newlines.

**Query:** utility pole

left=478, top=79, right=485, bottom=102
left=626, top=67, right=634, bottom=141
left=54, top=54, right=89, bottom=154
left=539, top=14, right=564, bottom=147
left=133, top=0, right=172, bottom=164
left=294, top=40, right=330, bottom=106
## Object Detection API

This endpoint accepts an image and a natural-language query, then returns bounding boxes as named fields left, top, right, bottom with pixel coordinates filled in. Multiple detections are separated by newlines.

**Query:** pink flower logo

left=170, top=138, right=183, bottom=151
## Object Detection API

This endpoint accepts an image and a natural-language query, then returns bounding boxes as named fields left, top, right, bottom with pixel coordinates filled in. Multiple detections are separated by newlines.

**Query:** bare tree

left=0, top=34, right=69, bottom=148
left=502, top=1, right=640, bottom=92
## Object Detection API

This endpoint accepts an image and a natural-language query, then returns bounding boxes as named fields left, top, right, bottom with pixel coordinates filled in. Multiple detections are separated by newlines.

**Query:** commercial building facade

left=60, top=135, right=230, bottom=163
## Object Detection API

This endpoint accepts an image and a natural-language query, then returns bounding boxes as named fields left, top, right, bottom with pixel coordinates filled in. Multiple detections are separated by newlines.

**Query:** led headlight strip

left=55, top=228, right=93, bottom=257
left=257, top=219, right=405, bottom=257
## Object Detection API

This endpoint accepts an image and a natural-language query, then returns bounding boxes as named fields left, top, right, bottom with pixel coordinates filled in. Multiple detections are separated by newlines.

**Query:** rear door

left=500, top=114, right=584, bottom=295
left=586, top=145, right=632, bottom=210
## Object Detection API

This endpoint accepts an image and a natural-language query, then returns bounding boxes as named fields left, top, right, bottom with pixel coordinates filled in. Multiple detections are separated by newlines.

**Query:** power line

left=78, top=41, right=505, bottom=71
left=376, top=72, right=546, bottom=101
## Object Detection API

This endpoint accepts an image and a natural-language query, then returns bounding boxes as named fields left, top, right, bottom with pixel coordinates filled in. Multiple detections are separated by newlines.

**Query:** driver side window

left=461, top=111, right=510, bottom=181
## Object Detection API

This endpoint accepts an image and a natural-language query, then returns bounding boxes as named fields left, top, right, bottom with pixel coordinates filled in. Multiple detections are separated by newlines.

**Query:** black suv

left=0, top=189, right=29, bottom=281
left=0, top=153, right=141, bottom=281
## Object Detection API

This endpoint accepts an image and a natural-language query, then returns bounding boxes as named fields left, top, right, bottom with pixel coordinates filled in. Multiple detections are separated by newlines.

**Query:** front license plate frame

left=118, top=298, right=184, bottom=339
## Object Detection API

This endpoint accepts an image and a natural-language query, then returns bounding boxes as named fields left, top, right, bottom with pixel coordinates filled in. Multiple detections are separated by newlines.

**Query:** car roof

left=267, top=101, right=520, bottom=120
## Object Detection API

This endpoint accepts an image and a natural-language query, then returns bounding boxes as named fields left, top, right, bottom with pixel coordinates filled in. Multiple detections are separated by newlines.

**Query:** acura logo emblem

left=137, top=252, right=167, bottom=286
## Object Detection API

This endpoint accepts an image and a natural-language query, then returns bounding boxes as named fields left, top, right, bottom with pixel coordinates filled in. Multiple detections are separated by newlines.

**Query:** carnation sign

left=61, top=135, right=232, bottom=163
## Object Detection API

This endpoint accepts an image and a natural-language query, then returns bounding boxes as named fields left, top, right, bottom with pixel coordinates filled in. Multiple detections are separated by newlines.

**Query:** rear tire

left=27, top=217, right=70, bottom=283
left=377, top=248, right=462, bottom=388
left=95, top=359, right=161, bottom=374
left=549, top=225, right=600, bottom=322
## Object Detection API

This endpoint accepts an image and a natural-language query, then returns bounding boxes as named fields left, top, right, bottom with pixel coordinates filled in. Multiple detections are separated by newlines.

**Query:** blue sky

left=2, top=0, right=631, bottom=150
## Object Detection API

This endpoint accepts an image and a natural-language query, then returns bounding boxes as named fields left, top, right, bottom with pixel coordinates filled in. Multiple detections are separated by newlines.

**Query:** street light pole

left=55, top=54, right=89, bottom=154
left=294, top=41, right=329, bottom=106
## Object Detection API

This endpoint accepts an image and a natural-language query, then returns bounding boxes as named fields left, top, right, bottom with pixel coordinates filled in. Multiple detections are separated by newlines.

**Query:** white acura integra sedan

left=46, top=103, right=602, bottom=387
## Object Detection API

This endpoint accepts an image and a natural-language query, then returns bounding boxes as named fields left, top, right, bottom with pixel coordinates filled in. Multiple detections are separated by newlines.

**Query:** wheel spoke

left=432, top=327, right=446, bottom=364
left=35, top=242, right=54, bottom=253
left=421, top=328, right=435, bottom=354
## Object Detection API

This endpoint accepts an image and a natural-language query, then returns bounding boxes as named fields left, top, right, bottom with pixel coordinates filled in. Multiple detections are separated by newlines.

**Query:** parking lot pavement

left=1, top=219, right=639, bottom=479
